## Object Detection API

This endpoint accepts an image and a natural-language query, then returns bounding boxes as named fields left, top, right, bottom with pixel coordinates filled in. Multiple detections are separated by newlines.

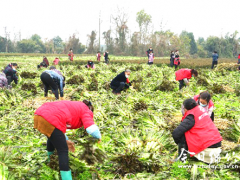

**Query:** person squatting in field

left=0, top=72, right=8, bottom=88
left=211, top=51, right=219, bottom=69
left=40, top=67, right=65, bottom=100
left=172, top=98, right=222, bottom=164
left=174, top=50, right=180, bottom=70
left=68, top=49, right=74, bottom=61
left=34, top=100, right=101, bottom=180
left=104, top=51, right=109, bottom=64
left=110, top=69, right=132, bottom=94
left=181, top=91, right=215, bottom=121
left=96, top=51, right=101, bottom=61
left=85, top=60, right=95, bottom=69
left=148, top=51, right=154, bottom=65
left=37, top=56, right=49, bottom=69
left=170, top=51, right=175, bottom=67
left=3, top=63, right=18, bottom=85
left=175, top=68, right=198, bottom=90
left=53, top=57, right=60, bottom=65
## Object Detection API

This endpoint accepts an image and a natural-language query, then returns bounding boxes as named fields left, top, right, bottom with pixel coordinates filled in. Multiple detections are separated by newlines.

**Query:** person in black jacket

left=170, top=51, right=175, bottom=67
left=172, top=99, right=222, bottom=163
left=3, top=63, right=18, bottom=85
left=110, top=69, right=132, bottom=94
left=104, top=51, right=109, bottom=64
left=146, top=47, right=153, bottom=58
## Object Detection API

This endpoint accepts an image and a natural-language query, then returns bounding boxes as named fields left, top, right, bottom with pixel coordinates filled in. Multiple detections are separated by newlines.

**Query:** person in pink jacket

left=53, top=57, right=60, bottom=65
left=34, top=100, right=101, bottom=180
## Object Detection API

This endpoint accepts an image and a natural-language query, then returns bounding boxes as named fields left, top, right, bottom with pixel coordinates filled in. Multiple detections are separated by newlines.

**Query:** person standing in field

left=3, top=63, right=18, bottom=85
left=0, top=72, right=8, bottom=89
left=34, top=100, right=101, bottom=180
left=146, top=47, right=153, bottom=58
left=174, top=50, right=180, bottom=70
left=172, top=98, right=222, bottom=163
left=68, top=49, right=74, bottom=61
left=170, top=51, right=175, bottom=67
left=211, top=51, right=218, bottom=69
left=96, top=51, right=101, bottom=61
left=40, top=69, right=64, bottom=100
left=53, top=57, right=60, bottom=65
left=110, top=69, right=132, bottom=94
left=148, top=51, right=154, bottom=65
left=104, top=51, right=109, bottom=64
left=175, top=68, right=198, bottom=90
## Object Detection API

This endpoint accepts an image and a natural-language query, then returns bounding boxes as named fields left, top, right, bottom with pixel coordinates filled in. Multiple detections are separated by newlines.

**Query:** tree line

left=0, top=9, right=239, bottom=58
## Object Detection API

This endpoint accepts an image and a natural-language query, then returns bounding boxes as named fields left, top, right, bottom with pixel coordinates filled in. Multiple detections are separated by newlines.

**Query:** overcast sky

left=0, top=0, right=239, bottom=45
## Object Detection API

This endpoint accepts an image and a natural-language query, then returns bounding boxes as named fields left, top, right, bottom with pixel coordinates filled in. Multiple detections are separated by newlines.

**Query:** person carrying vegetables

left=175, top=68, right=198, bottom=90
left=34, top=100, right=101, bottom=180
left=172, top=98, right=222, bottom=164
left=40, top=69, right=64, bottom=100
left=3, top=63, right=18, bottom=85
left=110, top=69, right=132, bottom=94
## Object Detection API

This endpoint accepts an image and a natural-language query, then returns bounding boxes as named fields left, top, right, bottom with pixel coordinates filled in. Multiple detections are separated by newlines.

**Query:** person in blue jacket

left=40, top=70, right=64, bottom=100
left=211, top=51, right=219, bottom=69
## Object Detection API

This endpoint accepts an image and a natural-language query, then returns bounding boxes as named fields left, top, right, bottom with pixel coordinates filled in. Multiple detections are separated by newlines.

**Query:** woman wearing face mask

left=34, top=100, right=101, bottom=180
left=181, top=91, right=214, bottom=121
left=172, top=98, right=222, bottom=164
left=110, top=69, right=132, bottom=94
left=193, top=91, right=214, bottom=121
left=175, top=68, right=198, bottom=90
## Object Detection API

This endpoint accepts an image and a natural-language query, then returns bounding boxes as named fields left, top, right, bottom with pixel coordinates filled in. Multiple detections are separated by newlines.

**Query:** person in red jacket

left=68, top=49, right=74, bottom=61
left=96, top=51, right=101, bottom=61
left=172, top=98, right=222, bottom=164
left=175, top=68, right=198, bottom=90
left=43, top=56, right=50, bottom=66
left=34, top=100, right=101, bottom=180
left=174, top=50, right=180, bottom=70
left=53, top=57, right=60, bottom=65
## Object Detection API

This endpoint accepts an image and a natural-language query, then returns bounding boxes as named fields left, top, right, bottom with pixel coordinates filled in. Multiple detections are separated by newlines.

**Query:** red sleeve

left=81, top=110, right=95, bottom=129
left=126, top=78, right=130, bottom=83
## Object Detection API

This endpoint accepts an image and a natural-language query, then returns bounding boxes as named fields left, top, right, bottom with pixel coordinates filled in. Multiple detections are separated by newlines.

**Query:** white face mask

left=125, top=74, right=129, bottom=78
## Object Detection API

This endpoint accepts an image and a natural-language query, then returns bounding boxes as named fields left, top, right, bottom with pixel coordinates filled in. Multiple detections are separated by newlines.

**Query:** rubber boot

left=47, top=151, right=54, bottom=162
left=60, top=170, right=72, bottom=180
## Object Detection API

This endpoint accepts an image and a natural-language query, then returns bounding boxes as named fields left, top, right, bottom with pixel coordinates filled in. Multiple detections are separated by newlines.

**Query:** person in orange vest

left=172, top=98, right=222, bottom=163
left=175, top=68, right=198, bottom=90
left=96, top=51, right=101, bottom=61
left=68, top=49, right=74, bottom=61
left=34, top=100, right=101, bottom=180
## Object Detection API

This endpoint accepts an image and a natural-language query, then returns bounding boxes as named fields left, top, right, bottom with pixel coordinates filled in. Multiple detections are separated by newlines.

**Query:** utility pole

left=4, top=27, right=9, bottom=53
left=99, top=11, right=101, bottom=51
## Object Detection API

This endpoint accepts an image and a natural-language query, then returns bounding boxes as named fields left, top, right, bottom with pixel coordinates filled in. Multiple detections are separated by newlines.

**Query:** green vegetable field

left=0, top=55, right=240, bottom=179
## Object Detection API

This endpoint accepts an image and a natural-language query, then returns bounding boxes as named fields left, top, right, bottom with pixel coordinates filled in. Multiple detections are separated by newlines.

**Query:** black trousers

left=211, top=61, right=218, bottom=69
left=179, top=80, right=185, bottom=90
left=175, top=64, right=179, bottom=70
left=6, top=76, right=12, bottom=85
left=111, top=82, right=125, bottom=93
left=47, top=128, right=69, bottom=171
left=41, top=72, right=59, bottom=99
